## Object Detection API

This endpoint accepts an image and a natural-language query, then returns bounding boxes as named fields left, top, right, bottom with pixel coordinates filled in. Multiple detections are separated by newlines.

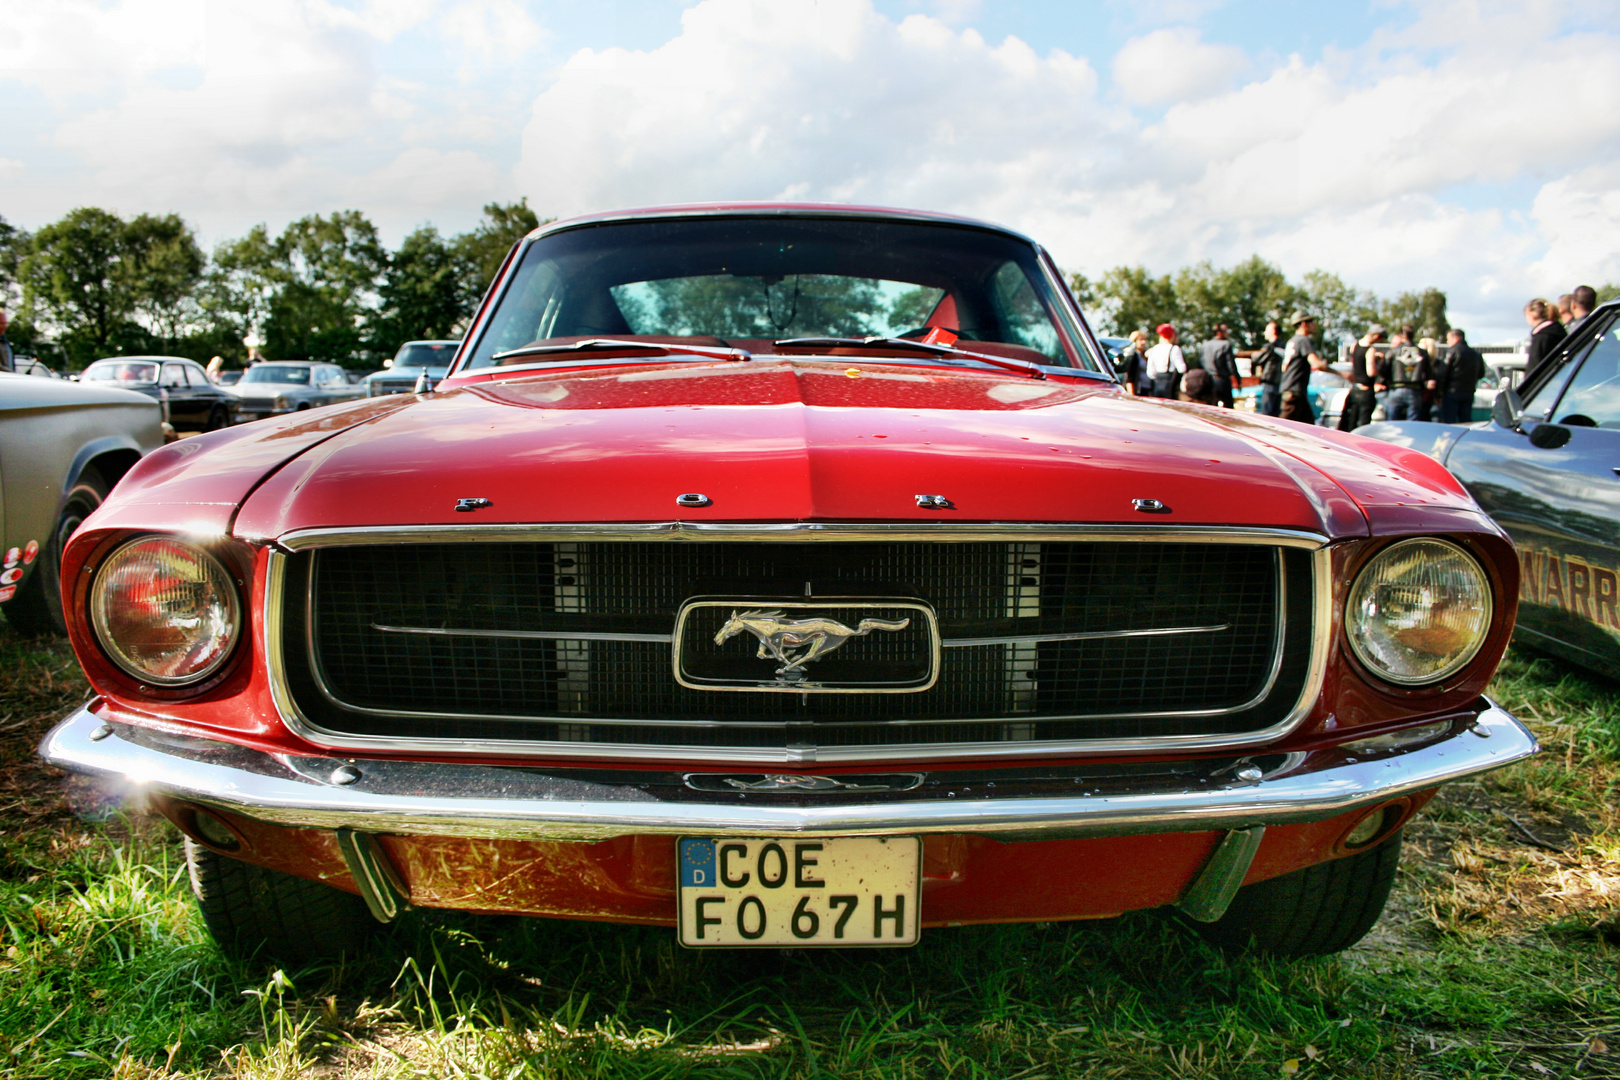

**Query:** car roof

left=90, top=355, right=193, bottom=364
left=530, top=202, right=1035, bottom=246
left=399, top=340, right=460, bottom=347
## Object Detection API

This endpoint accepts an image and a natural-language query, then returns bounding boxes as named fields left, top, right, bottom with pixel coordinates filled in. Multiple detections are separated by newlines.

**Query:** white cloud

left=507, top=0, right=1620, bottom=339
left=1111, top=27, right=1248, bottom=107
left=441, top=0, right=548, bottom=69
left=6, top=0, right=1620, bottom=341
left=515, top=0, right=1108, bottom=222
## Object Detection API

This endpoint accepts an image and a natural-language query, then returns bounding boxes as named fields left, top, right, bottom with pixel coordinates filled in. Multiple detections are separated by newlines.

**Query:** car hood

left=224, top=360, right=1483, bottom=541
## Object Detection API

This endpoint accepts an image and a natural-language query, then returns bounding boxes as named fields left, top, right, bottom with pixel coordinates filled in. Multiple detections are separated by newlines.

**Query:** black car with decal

left=1359, top=300, right=1620, bottom=679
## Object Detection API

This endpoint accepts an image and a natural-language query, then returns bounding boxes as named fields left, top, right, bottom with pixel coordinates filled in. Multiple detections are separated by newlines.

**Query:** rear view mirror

left=1492, top=388, right=1524, bottom=432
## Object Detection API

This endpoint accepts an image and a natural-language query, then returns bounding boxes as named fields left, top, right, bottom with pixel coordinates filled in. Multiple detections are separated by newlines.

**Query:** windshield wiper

left=772, top=336, right=1046, bottom=380
left=492, top=339, right=752, bottom=364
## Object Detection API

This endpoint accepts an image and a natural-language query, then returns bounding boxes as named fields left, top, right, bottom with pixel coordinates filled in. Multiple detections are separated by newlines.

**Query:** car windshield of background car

left=1544, top=319, right=1620, bottom=428
left=83, top=361, right=158, bottom=384
left=461, top=217, right=1098, bottom=373
left=242, top=366, right=311, bottom=384
left=395, top=343, right=457, bottom=368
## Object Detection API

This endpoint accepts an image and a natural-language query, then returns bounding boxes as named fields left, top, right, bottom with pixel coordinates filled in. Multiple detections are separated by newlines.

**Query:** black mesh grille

left=281, top=540, right=1315, bottom=753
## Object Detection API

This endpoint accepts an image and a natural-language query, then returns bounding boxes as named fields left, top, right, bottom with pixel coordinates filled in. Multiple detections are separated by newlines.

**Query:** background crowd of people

left=1110, top=282, right=1604, bottom=429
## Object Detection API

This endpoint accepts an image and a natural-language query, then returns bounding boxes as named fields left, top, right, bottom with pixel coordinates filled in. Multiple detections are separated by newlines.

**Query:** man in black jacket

left=1438, top=328, right=1484, bottom=423
left=1199, top=324, right=1237, bottom=408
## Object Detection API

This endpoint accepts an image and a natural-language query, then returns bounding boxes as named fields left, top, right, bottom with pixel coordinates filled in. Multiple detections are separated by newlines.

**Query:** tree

left=367, top=225, right=465, bottom=351
left=195, top=224, right=277, bottom=363
left=1376, top=288, right=1449, bottom=343
left=1092, top=266, right=1180, bottom=339
left=1065, top=271, right=1096, bottom=311
left=1297, top=271, right=1380, bottom=348
left=1173, top=256, right=1300, bottom=349
left=453, top=198, right=544, bottom=310
left=20, top=208, right=141, bottom=362
left=260, top=211, right=388, bottom=365
left=124, top=213, right=204, bottom=352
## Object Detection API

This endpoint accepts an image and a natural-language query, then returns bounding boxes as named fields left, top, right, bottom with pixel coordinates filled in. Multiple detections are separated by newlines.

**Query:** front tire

left=3, top=466, right=109, bottom=636
left=1191, top=831, right=1402, bottom=957
left=205, top=404, right=229, bottom=431
left=185, top=839, right=377, bottom=964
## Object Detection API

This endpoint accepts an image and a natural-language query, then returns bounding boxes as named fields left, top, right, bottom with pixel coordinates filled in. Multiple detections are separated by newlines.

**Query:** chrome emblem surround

left=673, top=597, right=940, bottom=693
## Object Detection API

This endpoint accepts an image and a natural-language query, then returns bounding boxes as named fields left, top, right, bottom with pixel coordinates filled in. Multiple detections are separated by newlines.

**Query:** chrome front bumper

left=40, top=699, right=1536, bottom=842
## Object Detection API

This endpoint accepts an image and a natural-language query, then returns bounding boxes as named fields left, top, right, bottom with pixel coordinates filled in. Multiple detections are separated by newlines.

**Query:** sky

left=4, top=0, right=1619, bottom=341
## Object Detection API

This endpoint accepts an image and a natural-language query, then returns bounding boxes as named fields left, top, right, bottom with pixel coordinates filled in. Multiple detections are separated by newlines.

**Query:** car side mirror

left=1492, top=388, right=1524, bottom=432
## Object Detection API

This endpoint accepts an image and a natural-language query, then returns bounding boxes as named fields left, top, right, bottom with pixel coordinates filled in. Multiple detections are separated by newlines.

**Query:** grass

left=0, top=626, right=1616, bottom=1078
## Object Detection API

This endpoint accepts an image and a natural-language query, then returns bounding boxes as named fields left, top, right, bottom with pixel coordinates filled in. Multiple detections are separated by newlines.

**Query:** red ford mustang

left=42, top=205, right=1536, bottom=961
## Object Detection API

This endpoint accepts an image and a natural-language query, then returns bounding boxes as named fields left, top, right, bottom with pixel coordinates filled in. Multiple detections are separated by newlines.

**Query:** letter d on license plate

left=678, top=836, right=921, bottom=947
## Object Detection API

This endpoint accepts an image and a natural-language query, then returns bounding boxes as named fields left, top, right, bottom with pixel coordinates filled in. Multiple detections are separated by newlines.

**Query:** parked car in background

left=231, top=360, right=365, bottom=422
left=13, top=357, right=59, bottom=379
left=44, top=204, right=1534, bottom=967
left=1235, top=364, right=1351, bottom=426
left=364, top=340, right=460, bottom=397
left=1359, top=301, right=1620, bottom=680
left=79, top=356, right=236, bottom=431
left=213, top=370, right=243, bottom=387
left=0, top=373, right=162, bottom=634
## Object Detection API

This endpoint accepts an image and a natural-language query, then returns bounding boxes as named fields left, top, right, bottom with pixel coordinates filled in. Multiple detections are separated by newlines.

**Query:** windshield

left=463, top=216, right=1100, bottom=372
left=242, top=365, right=311, bottom=385
left=83, top=360, right=159, bottom=384
left=393, top=343, right=458, bottom=369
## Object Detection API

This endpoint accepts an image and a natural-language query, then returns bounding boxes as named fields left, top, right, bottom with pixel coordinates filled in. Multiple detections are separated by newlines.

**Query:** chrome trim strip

left=374, top=624, right=675, bottom=644
left=40, top=699, right=1537, bottom=841
left=942, top=623, right=1229, bottom=648
left=373, top=621, right=1228, bottom=648
left=1176, top=826, right=1266, bottom=922
left=273, top=522, right=1330, bottom=551
left=264, top=541, right=1332, bottom=763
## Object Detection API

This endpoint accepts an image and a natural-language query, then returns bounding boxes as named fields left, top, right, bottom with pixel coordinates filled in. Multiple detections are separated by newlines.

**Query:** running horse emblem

left=714, top=609, right=911, bottom=680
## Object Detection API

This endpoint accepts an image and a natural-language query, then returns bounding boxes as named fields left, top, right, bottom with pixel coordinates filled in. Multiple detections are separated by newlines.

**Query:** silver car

left=231, top=361, right=364, bottom=422
left=0, top=373, right=162, bottom=634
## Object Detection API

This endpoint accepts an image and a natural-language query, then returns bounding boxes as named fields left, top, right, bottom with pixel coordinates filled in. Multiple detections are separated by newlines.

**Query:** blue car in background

left=1359, top=301, right=1620, bottom=680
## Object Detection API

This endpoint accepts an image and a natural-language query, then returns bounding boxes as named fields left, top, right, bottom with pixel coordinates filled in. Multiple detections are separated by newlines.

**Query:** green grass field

left=0, top=625, right=1616, bottom=1079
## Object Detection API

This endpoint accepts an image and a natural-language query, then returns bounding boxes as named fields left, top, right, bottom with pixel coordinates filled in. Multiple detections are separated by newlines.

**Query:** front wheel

left=205, top=404, right=229, bottom=431
left=1190, top=831, right=1402, bottom=957
left=3, top=466, right=109, bottom=636
left=185, top=839, right=377, bottom=964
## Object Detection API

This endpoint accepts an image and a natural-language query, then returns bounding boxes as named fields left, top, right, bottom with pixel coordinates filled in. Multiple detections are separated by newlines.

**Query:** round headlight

left=90, top=537, right=240, bottom=686
left=1346, top=538, right=1492, bottom=686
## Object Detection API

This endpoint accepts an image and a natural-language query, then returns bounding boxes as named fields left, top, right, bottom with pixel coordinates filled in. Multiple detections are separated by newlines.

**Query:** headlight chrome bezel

left=89, top=535, right=243, bottom=688
left=1345, top=537, right=1494, bottom=688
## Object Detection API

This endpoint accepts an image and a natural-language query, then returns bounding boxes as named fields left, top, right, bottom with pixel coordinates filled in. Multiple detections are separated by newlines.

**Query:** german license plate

left=677, top=836, right=921, bottom=947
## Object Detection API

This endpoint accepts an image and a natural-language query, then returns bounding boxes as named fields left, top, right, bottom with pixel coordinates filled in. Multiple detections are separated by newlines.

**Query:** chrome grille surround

left=265, top=523, right=1333, bottom=764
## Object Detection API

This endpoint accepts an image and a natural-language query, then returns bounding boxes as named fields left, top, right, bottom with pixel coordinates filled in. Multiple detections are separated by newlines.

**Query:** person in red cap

left=1144, top=323, right=1186, bottom=398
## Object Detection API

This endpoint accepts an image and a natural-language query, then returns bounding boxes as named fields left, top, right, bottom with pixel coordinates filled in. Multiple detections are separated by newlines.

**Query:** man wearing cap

left=1280, top=311, right=1321, bottom=424
left=1199, top=324, right=1237, bottom=408
left=1144, top=323, right=1186, bottom=399
left=1338, top=323, right=1385, bottom=431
